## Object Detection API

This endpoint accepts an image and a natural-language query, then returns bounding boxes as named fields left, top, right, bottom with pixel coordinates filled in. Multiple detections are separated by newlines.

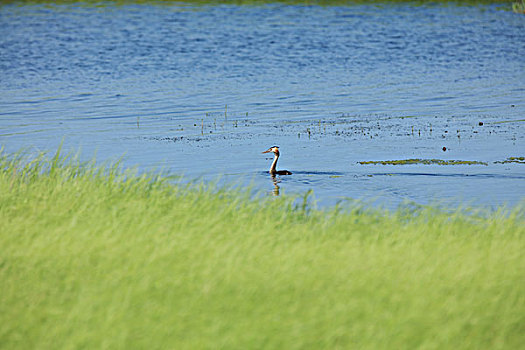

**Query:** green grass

left=0, top=0, right=517, bottom=6
left=513, top=0, right=525, bottom=12
left=1, top=149, right=524, bottom=349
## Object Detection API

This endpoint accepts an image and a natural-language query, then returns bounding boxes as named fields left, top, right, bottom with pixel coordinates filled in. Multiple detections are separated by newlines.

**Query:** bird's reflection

left=271, top=174, right=280, bottom=196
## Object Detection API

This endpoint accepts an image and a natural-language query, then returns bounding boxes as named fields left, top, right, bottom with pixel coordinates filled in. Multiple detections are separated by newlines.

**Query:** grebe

left=262, top=146, right=292, bottom=175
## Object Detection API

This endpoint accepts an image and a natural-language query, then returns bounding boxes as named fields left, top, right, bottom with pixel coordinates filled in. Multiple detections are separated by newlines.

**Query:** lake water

left=1, top=2, right=524, bottom=209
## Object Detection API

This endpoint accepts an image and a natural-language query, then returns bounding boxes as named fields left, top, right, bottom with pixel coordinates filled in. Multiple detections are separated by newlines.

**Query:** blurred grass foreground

left=1, top=149, right=524, bottom=349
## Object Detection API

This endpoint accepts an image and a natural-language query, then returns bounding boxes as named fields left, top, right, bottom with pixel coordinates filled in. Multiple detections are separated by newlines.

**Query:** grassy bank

left=1, top=150, right=524, bottom=349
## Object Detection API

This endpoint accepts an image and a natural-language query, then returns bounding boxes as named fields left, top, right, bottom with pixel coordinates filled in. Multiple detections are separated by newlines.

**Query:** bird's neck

left=269, top=154, right=279, bottom=174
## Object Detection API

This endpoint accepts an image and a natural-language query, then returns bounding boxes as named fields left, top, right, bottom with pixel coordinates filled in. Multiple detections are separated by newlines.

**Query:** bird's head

left=262, top=146, right=280, bottom=156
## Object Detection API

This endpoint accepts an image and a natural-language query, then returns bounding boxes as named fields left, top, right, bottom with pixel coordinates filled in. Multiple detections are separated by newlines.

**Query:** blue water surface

left=1, top=3, right=524, bottom=208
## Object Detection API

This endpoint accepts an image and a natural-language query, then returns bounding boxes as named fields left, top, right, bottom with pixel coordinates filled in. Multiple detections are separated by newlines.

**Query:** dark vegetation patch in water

left=358, top=159, right=488, bottom=166
left=494, top=157, right=525, bottom=164
left=360, top=157, right=525, bottom=165
left=142, top=111, right=521, bottom=144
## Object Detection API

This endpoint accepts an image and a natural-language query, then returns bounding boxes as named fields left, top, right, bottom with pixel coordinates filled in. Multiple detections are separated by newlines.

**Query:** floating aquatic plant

left=494, top=157, right=525, bottom=164
left=358, top=159, right=488, bottom=166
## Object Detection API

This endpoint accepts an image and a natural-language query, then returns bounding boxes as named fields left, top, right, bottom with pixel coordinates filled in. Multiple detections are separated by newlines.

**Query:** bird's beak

left=262, top=149, right=271, bottom=154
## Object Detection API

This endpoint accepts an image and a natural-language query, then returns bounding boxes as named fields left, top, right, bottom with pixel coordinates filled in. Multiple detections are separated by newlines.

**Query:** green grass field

left=1, top=149, right=524, bottom=349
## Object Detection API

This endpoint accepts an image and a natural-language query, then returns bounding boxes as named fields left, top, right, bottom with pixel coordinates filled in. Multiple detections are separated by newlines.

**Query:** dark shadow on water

left=286, top=170, right=345, bottom=176
left=258, top=170, right=345, bottom=177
